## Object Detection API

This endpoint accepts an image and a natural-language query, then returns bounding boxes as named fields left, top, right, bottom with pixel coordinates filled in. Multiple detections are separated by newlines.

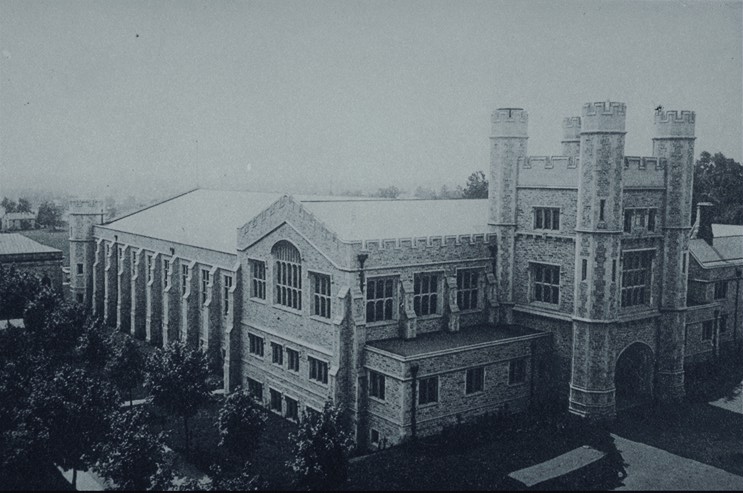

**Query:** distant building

left=69, top=102, right=742, bottom=450
left=0, top=210, right=37, bottom=231
left=0, top=233, right=64, bottom=290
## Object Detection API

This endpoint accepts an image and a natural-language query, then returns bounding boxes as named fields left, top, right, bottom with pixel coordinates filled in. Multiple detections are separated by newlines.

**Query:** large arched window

left=272, top=241, right=302, bottom=310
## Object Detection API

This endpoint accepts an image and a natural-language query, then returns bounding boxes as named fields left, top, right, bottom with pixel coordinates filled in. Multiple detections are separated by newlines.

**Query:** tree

left=0, top=264, right=43, bottom=321
left=375, top=186, right=401, bottom=199
left=108, top=337, right=145, bottom=405
left=217, top=388, right=267, bottom=462
left=94, top=407, right=172, bottom=491
left=16, top=197, right=32, bottom=213
left=145, top=341, right=211, bottom=455
left=414, top=186, right=438, bottom=200
left=23, top=288, right=87, bottom=361
left=77, top=319, right=114, bottom=373
left=693, top=151, right=743, bottom=225
left=36, top=201, right=63, bottom=230
left=462, top=171, right=488, bottom=199
left=1, top=197, right=17, bottom=213
left=287, top=401, right=353, bottom=490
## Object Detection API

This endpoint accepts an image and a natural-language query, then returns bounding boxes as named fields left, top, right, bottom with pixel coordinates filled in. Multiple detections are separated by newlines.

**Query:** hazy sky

left=1, top=0, right=741, bottom=199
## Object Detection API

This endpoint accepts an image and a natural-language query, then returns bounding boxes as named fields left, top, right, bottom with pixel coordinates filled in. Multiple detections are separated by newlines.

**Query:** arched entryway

left=615, top=342, right=654, bottom=411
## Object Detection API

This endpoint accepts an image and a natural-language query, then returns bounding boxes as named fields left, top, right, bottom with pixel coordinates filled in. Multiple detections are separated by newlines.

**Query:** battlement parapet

left=654, top=109, right=695, bottom=138
left=581, top=101, right=626, bottom=133
left=69, top=199, right=104, bottom=215
left=562, top=116, right=582, bottom=140
left=518, top=155, right=579, bottom=188
left=361, top=233, right=494, bottom=252
left=623, top=156, right=667, bottom=187
left=491, top=107, right=528, bottom=138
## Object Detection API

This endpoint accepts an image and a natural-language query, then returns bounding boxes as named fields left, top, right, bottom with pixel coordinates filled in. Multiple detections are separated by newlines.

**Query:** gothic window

left=532, top=263, right=560, bottom=305
left=181, top=264, right=189, bottom=294
left=200, top=268, right=210, bottom=304
left=223, top=274, right=233, bottom=314
left=272, top=241, right=302, bottom=310
left=413, top=272, right=439, bottom=316
left=147, top=254, right=154, bottom=283
left=457, top=269, right=479, bottom=310
left=311, top=273, right=331, bottom=318
left=366, top=277, right=396, bottom=322
left=621, top=250, right=653, bottom=307
left=163, top=258, right=171, bottom=289
left=250, top=260, right=266, bottom=300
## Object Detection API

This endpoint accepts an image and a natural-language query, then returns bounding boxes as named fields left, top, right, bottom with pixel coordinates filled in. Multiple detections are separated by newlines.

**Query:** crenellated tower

left=653, top=109, right=696, bottom=401
left=569, top=101, right=627, bottom=419
left=561, top=116, right=581, bottom=158
left=68, top=200, right=105, bottom=308
left=489, top=108, right=528, bottom=323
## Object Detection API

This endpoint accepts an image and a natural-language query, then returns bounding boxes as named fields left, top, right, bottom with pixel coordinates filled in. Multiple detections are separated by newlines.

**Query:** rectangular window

left=624, top=210, right=633, bottom=233
left=271, top=342, right=283, bottom=365
left=702, top=320, right=714, bottom=342
left=250, top=260, right=266, bottom=300
left=509, top=359, right=527, bottom=385
left=581, top=259, right=587, bottom=281
left=366, top=277, right=396, bottom=323
left=534, top=207, right=560, bottom=231
left=308, top=357, right=328, bottom=384
left=274, top=255, right=302, bottom=310
left=720, top=314, right=728, bottom=332
left=369, top=371, right=386, bottom=400
left=287, top=348, right=300, bottom=372
left=201, top=268, right=210, bottom=304
left=181, top=264, right=189, bottom=293
left=457, top=269, right=479, bottom=310
left=270, top=389, right=282, bottom=413
left=682, top=253, right=687, bottom=273
left=370, top=429, right=380, bottom=445
left=533, top=263, right=560, bottom=305
left=285, top=396, right=298, bottom=421
left=76, top=263, right=84, bottom=275
left=612, top=260, right=617, bottom=282
left=648, top=209, right=656, bottom=232
left=418, top=376, right=438, bottom=405
left=714, top=281, right=728, bottom=300
left=466, top=367, right=484, bottom=395
left=311, top=273, right=331, bottom=318
left=247, top=378, right=263, bottom=401
left=599, top=199, right=606, bottom=221
left=621, top=250, right=653, bottom=308
left=248, top=333, right=264, bottom=357
left=146, top=254, right=154, bottom=283
left=163, top=258, right=171, bottom=289
left=413, top=272, right=439, bottom=316
left=223, top=274, right=233, bottom=314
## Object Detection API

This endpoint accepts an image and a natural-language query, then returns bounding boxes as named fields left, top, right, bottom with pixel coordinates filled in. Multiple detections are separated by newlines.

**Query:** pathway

left=709, top=379, right=742, bottom=415
left=507, top=445, right=606, bottom=487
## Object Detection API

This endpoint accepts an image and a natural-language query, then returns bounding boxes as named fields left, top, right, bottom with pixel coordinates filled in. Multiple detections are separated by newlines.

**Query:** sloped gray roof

left=689, top=236, right=743, bottom=268
left=712, top=224, right=743, bottom=238
left=0, top=233, right=62, bottom=256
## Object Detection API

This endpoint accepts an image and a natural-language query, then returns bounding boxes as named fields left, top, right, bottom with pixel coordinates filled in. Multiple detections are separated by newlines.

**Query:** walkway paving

left=58, top=467, right=106, bottom=491
left=508, top=445, right=606, bottom=487
left=612, top=434, right=743, bottom=490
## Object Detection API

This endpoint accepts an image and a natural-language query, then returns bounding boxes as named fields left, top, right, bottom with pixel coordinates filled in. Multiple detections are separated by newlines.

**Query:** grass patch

left=20, top=229, right=70, bottom=265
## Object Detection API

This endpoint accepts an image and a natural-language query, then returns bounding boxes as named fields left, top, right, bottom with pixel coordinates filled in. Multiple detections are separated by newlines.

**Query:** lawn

left=20, top=228, right=70, bottom=265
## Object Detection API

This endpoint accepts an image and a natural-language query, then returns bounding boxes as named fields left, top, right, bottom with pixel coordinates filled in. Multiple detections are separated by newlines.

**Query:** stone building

left=69, top=101, right=742, bottom=449
left=0, top=232, right=64, bottom=291
left=0, top=210, right=37, bottom=231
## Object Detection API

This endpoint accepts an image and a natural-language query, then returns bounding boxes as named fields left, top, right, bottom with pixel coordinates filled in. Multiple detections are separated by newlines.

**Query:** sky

left=1, top=0, right=741, bottom=200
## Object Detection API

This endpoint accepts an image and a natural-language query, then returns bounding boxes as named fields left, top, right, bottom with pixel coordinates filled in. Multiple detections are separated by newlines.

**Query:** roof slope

left=0, top=233, right=62, bottom=256
left=302, top=199, right=489, bottom=241
left=689, top=235, right=743, bottom=268
left=103, top=189, right=491, bottom=253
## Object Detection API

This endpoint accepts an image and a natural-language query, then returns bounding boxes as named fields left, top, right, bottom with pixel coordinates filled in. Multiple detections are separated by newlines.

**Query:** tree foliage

left=374, top=186, right=401, bottom=199
left=94, top=407, right=172, bottom=491
left=462, top=170, right=488, bottom=199
left=16, top=198, right=32, bottom=213
left=145, top=341, right=211, bottom=454
left=287, top=401, right=353, bottom=490
left=108, top=337, right=145, bottom=405
left=1, top=197, right=17, bottom=213
left=77, top=318, right=114, bottom=372
left=37, top=201, right=63, bottom=229
left=0, top=264, right=43, bottom=321
left=217, top=388, right=268, bottom=461
left=692, top=151, right=743, bottom=225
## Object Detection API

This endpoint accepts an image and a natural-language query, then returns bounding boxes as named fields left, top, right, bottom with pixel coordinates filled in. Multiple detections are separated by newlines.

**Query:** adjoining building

left=69, top=102, right=743, bottom=449
left=0, top=210, right=37, bottom=231
left=0, top=232, right=64, bottom=293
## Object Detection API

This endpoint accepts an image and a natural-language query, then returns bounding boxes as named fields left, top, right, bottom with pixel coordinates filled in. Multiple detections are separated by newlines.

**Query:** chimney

left=693, top=202, right=714, bottom=245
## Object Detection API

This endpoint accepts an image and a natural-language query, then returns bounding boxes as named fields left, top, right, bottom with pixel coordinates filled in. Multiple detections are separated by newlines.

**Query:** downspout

left=735, top=269, right=741, bottom=346
left=410, top=363, right=419, bottom=442
left=713, top=309, right=721, bottom=359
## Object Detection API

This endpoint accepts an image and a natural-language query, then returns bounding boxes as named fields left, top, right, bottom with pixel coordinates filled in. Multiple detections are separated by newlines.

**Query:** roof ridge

left=105, top=187, right=200, bottom=225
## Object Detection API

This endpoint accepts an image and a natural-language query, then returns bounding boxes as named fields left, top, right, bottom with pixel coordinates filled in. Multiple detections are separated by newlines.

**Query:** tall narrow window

left=181, top=264, right=189, bottom=293
left=581, top=259, right=587, bottom=281
left=270, top=389, right=282, bottom=412
left=117, top=246, right=124, bottom=270
left=369, top=371, right=386, bottom=400
left=624, top=210, right=633, bottom=233
left=311, top=273, right=331, bottom=318
left=457, top=269, right=479, bottom=310
left=612, top=260, right=617, bottom=282
left=223, top=274, right=233, bottom=314
left=413, top=273, right=439, bottom=316
left=682, top=253, right=687, bottom=273
left=702, top=320, right=714, bottom=341
left=131, top=251, right=137, bottom=276
left=366, top=277, right=396, bottom=322
left=720, top=314, right=728, bottom=332
left=509, top=359, right=527, bottom=385
left=250, top=260, right=266, bottom=300
left=163, top=258, right=171, bottom=289
left=272, top=241, right=302, bottom=310
left=599, top=199, right=606, bottom=221
left=146, top=254, right=153, bottom=283
left=714, top=281, right=728, bottom=299
left=533, top=263, right=560, bottom=305
left=77, top=263, right=84, bottom=275
left=621, top=250, right=654, bottom=307
left=201, top=268, right=210, bottom=304
left=466, top=367, right=484, bottom=394
left=287, top=348, right=300, bottom=372
left=285, top=397, right=299, bottom=421
left=648, top=209, right=656, bottom=232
